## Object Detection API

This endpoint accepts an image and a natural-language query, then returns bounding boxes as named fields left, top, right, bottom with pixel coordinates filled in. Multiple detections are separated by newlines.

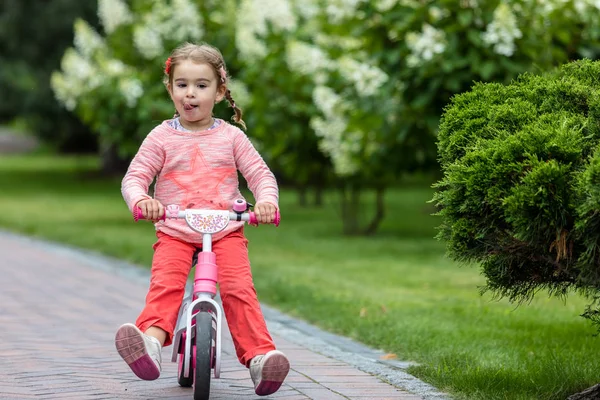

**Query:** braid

left=225, top=89, right=246, bottom=130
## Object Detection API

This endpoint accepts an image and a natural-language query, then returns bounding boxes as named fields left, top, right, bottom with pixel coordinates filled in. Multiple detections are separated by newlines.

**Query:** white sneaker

left=115, top=323, right=162, bottom=380
left=249, top=350, right=290, bottom=396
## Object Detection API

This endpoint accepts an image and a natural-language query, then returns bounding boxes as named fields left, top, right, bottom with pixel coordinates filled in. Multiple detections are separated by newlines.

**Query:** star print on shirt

left=161, top=146, right=237, bottom=209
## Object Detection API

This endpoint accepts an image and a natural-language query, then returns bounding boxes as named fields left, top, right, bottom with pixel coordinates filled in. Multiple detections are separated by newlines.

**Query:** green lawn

left=1, top=154, right=599, bottom=400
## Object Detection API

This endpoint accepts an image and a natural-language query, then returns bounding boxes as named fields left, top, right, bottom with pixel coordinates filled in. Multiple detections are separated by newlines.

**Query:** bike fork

left=181, top=235, right=223, bottom=379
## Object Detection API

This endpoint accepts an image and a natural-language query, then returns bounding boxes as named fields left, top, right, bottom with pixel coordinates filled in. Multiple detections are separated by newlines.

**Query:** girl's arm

left=121, top=132, right=166, bottom=212
left=233, top=131, right=279, bottom=209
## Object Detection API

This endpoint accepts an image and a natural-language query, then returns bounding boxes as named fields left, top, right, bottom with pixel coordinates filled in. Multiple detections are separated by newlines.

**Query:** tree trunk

left=340, top=185, right=386, bottom=236
left=340, top=184, right=361, bottom=235
left=568, top=384, right=600, bottom=400
left=314, top=185, right=323, bottom=207
left=297, top=186, right=308, bottom=207
left=100, top=141, right=129, bottom=176
left=364, top=187, right=385, bottom=236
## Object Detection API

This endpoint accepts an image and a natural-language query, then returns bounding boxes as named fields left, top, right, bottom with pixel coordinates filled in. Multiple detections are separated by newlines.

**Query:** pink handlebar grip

left=274, top=210, right=281, bottom=227
left=133, top=206, right=165, bottom=222
left=249, top=210, right=281, bottom=227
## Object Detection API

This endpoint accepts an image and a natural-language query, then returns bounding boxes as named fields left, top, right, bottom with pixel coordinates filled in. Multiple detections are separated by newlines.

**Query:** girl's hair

left=163, top=42, right=246, bottom=130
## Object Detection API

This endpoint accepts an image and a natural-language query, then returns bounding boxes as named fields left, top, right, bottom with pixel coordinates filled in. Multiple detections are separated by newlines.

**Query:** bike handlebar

left=133, top=201, right=280, bottom=227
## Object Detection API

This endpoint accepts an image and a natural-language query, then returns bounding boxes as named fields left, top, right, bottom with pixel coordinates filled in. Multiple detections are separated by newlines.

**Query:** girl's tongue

left=184, top=104, right=195, bottom=111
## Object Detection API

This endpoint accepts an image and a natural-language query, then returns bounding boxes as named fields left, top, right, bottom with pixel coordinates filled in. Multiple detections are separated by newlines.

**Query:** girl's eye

left=177, top=83, right=186, bottom=88
left=198, top=84, right=207, bottom=89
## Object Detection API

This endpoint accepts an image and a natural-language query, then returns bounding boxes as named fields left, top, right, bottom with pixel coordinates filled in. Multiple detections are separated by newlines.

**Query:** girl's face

left=168, top=60, right=225, bottom=131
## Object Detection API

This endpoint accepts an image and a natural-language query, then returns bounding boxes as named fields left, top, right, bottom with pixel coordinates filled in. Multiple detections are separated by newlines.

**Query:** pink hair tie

left=219, top=66, right=227, bottom=83
left=164, top=57, right=172, bottom=74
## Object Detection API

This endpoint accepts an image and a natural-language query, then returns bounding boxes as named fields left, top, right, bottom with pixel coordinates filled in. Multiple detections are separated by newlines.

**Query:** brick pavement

left=0, top=232, right=427, bottom=400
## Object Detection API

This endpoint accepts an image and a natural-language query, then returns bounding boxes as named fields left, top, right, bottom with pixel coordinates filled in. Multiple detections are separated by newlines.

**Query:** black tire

left=177, top=337, right=194, bottom=387
left=193, top=312, right=213, bottom=400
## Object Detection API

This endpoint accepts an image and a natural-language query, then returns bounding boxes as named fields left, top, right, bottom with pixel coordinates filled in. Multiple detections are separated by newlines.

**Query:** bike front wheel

left=177, top=331, right=194, bottom=387
left=193, top=311, right=213, bottom=400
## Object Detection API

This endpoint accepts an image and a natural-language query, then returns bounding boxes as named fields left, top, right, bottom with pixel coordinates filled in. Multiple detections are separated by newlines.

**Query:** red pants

left=136, top=228, right=276, bottom=366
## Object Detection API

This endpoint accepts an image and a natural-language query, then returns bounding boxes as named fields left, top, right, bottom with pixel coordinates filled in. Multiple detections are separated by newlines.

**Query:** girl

left=115, top=42, right=290, bottom=396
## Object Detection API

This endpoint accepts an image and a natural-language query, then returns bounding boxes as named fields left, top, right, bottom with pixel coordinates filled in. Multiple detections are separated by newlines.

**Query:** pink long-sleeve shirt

left=121, top=119, right=279, bottom=244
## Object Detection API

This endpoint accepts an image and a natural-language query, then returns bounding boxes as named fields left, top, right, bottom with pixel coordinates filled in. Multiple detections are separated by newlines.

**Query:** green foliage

left=433, top=59, right=600, bottom=327
left=0, top=0, right=99, bottom=151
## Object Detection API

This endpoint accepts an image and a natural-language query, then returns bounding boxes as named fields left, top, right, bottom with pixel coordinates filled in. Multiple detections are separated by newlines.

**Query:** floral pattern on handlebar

left=185, top=210, right=230, bottom=234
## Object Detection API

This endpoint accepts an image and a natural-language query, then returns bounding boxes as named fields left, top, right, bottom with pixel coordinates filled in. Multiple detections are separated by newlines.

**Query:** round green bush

left=433, top=59, right=600, bottom=326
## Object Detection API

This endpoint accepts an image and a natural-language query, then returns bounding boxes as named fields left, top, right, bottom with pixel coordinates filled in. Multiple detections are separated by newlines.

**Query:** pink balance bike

left=134, top=199, right=280, bottom=400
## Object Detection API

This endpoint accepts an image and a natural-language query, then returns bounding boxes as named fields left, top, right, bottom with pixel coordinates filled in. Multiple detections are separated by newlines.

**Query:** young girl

left=115, top=42, right=290, bottom=396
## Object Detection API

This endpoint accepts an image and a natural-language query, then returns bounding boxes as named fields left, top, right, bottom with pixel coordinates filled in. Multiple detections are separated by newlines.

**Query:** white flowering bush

left=317, top=0, right=600, bottom=180
left=51, top=0, right=234, bottom=157
left=232, top=0, right=600, bottom=233
left=52, top=0, right=600, bottom=232
left=234, top=0, right=333, bottom=202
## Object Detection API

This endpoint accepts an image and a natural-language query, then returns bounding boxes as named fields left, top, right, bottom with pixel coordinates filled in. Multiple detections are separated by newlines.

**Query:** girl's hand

left=253, top=202, right=278, bottom=224
left=136, top=199, right=165, bottom=221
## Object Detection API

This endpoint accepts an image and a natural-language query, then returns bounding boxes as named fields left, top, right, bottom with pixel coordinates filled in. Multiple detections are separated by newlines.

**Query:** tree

left=52, top=1, right=600, bottom=232
left=0, top=0, right=99, bottom=152
left=433, top=59, right=600, bottom=328
left=231, top=0, right=600, bottom=234
left=433, top=56, right=600, bottom=400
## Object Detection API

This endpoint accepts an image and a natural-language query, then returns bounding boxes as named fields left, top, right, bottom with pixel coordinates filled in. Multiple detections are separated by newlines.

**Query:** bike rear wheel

left=193, top=312, right=213, bottom=400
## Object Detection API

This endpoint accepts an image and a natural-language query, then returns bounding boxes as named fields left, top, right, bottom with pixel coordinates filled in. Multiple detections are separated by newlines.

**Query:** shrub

left=433, top=59, right=600, bottom=327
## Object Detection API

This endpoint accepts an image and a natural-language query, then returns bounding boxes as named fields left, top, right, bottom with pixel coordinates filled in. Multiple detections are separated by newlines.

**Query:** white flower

left=528, top=0, right=569, bottom=15
left=286, top=40, right=332, bottom=77
left=398, top=0, right=421, bottom=7
left=311, top=116, right=359, bottom=176
left=98, top=0, right=132, bottom=35
left=138, top=0, right=203, bottom=47
left=73, top=19, right=104, bottom=59
left=310, top=86, right=362, bottom=175
left=119, top=78, right=144, bottom=108
left=460, top=0, right=478, bottom=8
left=292, top=0, right=320, bottom=20
left=375, top=0, right=397, bottom=12
left=406, top=24, right=447, bottom=67
left=481, top=3, right=522, bottom=57
left=337, top=57, right=388, bottom=96
left=166, top=0, right=203, bottom=42
left=51, top=48, right=102, bottom=110
left=101, top=59, right=127, bottom=77
left=60, top=48, right=101, bottom=88
left=429, top=7, right=448, bottom=22
left=325, top=0, right=366, bottom=24
left=226, top=79, right=251, bottom=109
left=313, top=86, right=342, bottom=118
left=51, top=72, right=77, bottom=111
left=133, top=25, right=164, bottom=59
left=315, top=33, right=364, bottom=51
left=572, top=0, right=600, bottom=17
left=237, top=0, right=297, bottom=59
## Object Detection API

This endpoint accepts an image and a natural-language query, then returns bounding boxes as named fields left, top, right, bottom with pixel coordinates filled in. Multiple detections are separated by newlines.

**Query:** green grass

left=1, top=154, right=600, bottom=400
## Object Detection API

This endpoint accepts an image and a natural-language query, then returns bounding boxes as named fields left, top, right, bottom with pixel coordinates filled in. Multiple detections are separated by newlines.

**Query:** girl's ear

left=167, top=83, right=176, bottom=102
left=216, top=85, right=226, bottom=102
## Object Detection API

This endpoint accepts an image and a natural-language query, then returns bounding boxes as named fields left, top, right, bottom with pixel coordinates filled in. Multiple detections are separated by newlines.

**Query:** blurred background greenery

left=2, top=1, right=600, bottom=399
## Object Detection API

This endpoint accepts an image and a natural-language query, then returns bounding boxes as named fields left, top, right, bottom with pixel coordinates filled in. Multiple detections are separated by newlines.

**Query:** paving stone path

left=0, top=232, right=438, bottom=400
left=0, top=128, right=38, bottom=154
